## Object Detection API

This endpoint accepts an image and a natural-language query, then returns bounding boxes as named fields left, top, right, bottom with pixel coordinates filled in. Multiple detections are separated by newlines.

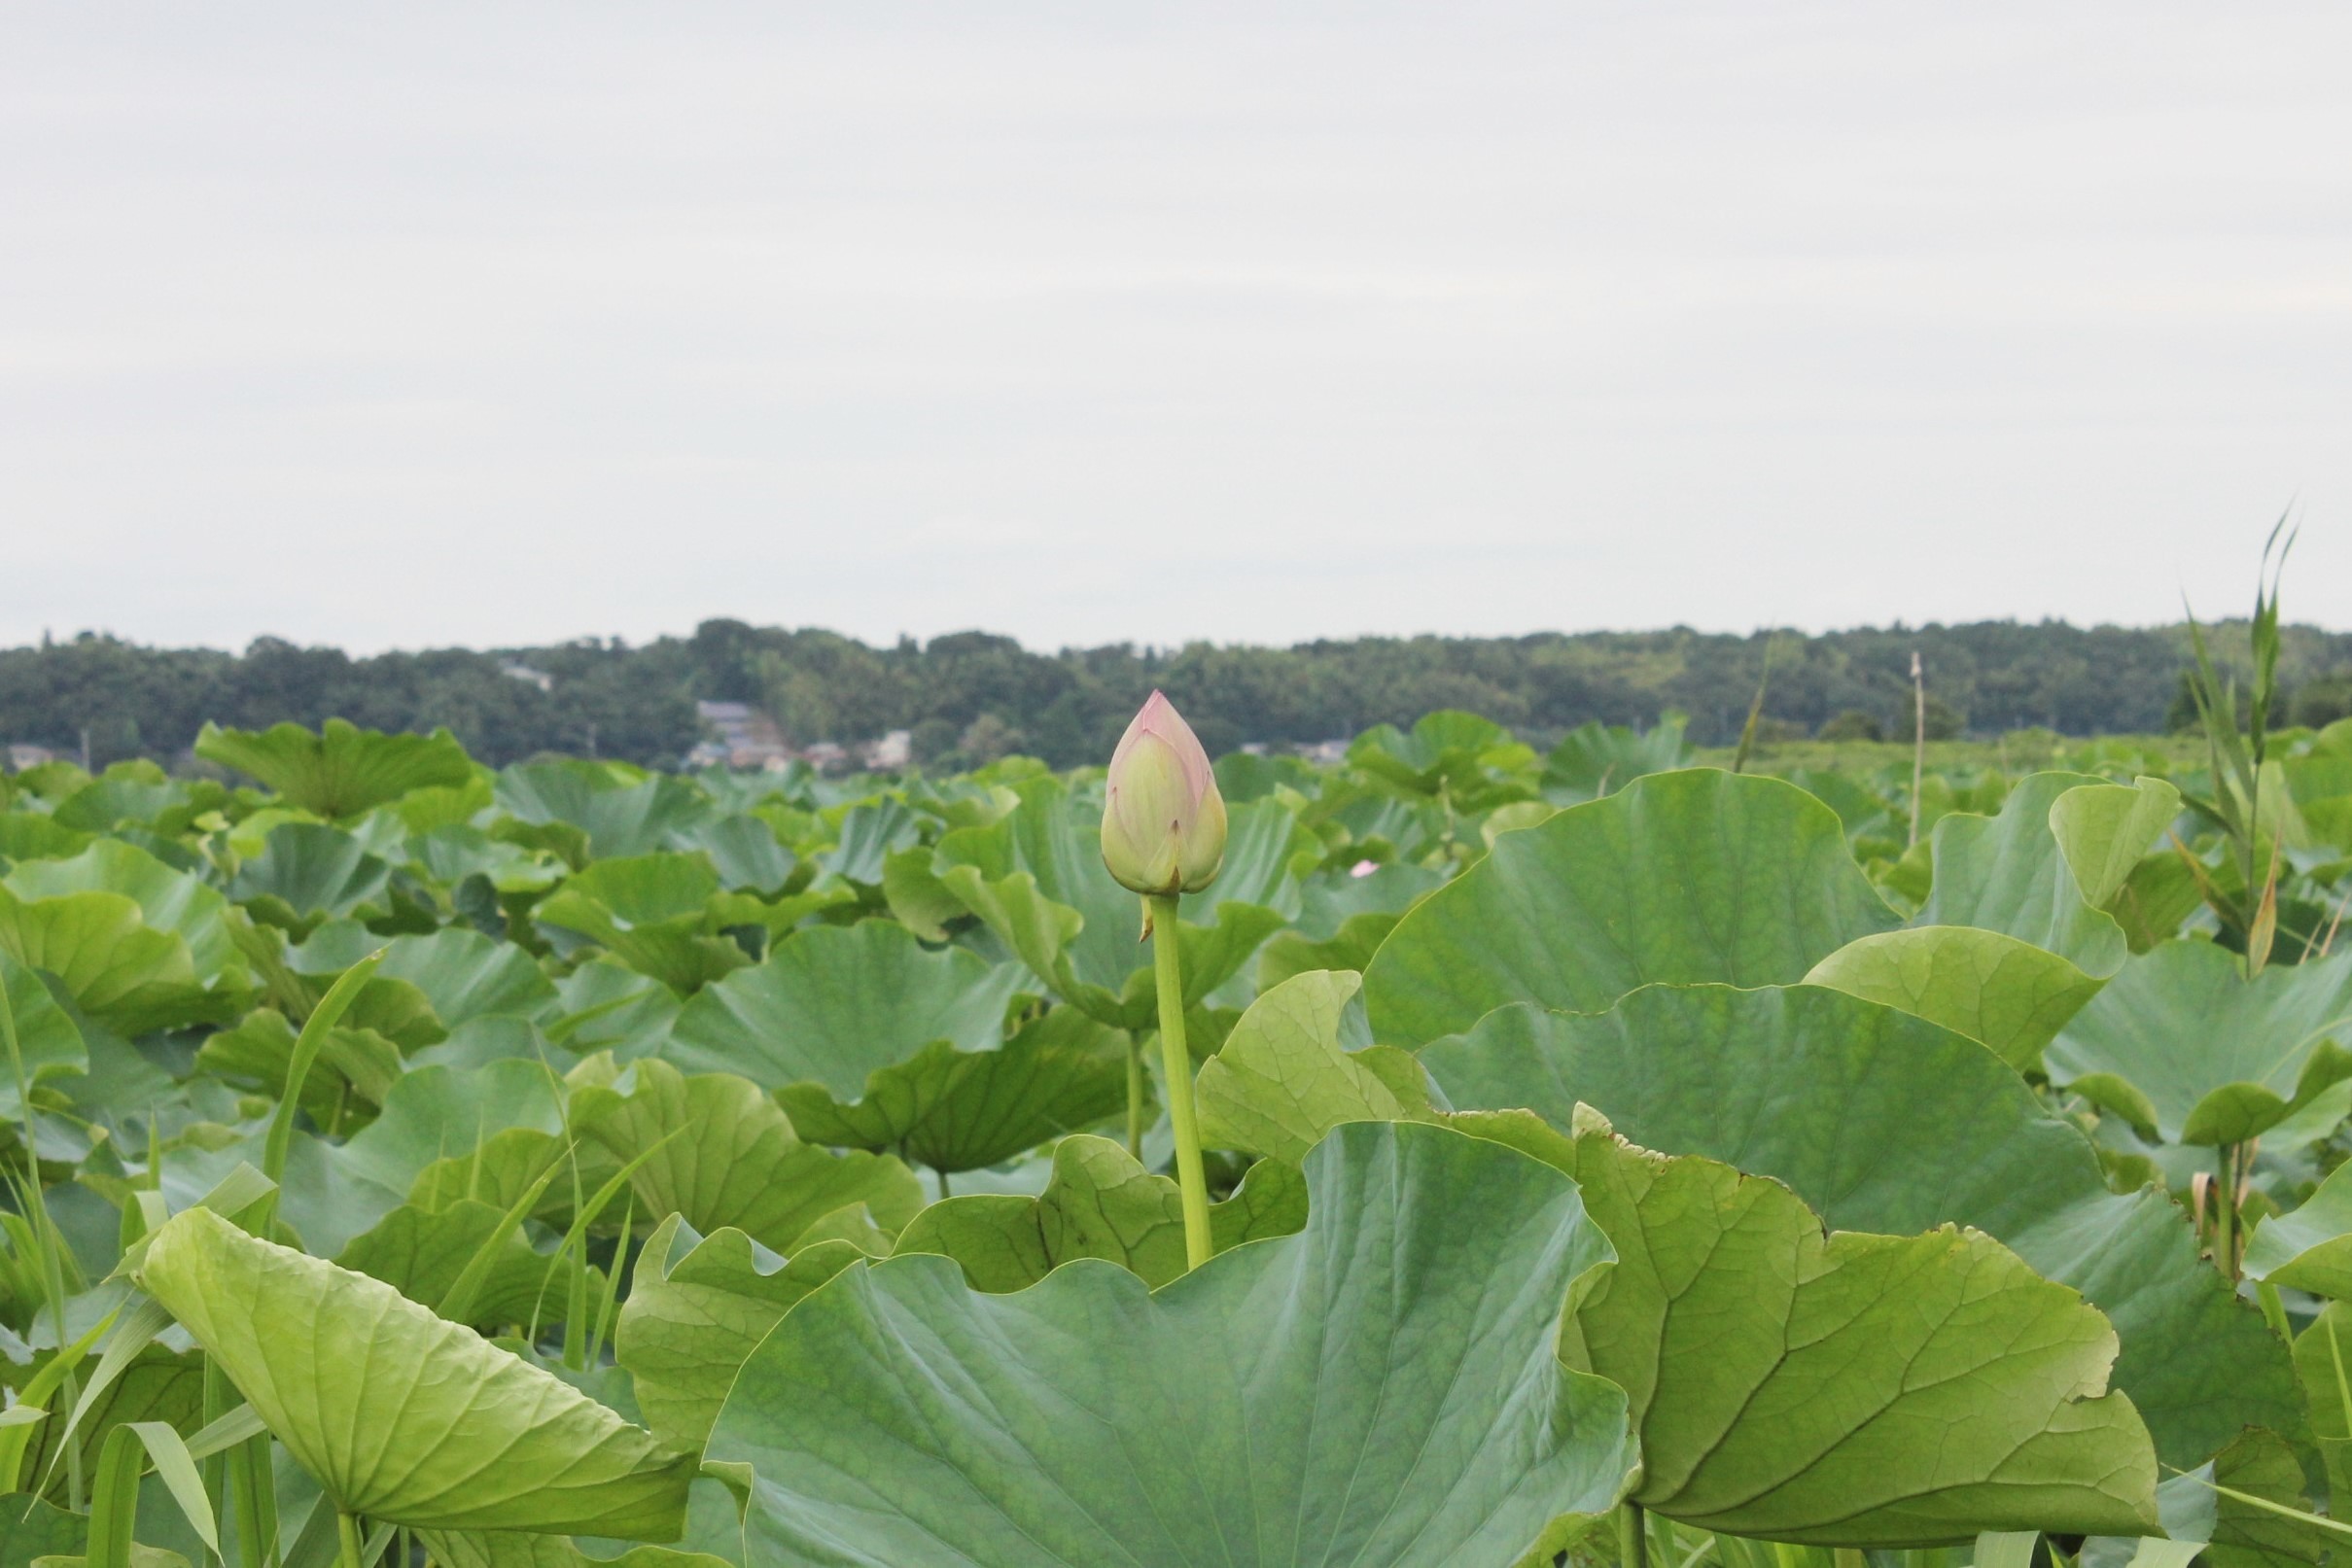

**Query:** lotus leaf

left=1364, top=769, right=1899, bottom=1045
left=705, top=1120, right=1635, bottom=1568
left=2048, top=941, right=2352, bottom=1145
left=614, top=1216, right=867, bottom=1451
left=373, top=929, right=558, bottom=1027
left=495, top=764, right=715, bottom=861
left=136, top=1207, right=692, bottom=1535
left=334, top=1200, right=563, bottom=1324
left=536, top=854, right=748, bottom=996
left=0, top=950, right=89, bottom=1120
left=195, top=720, right=475, bottom=819
left=2247, top=1158, right=2352, bottom=1297
left=892, top=1132, right=1308, bottom=1292
left=775, top=1004, right=1128, bottom=1172
left=574, top=1060, right=923, bottom=1253
left=1543, top=714, right=1694, bottom=804
left=1194, top=969, right=1426, bottom=1163
left=665, top=922, right=1022, bottom=1095
left=1500, top=1110, right=2157, bottom=1542
left=1422, top=984, right=2298, bottom=1468
left=228, top=824, right=391, bottom=923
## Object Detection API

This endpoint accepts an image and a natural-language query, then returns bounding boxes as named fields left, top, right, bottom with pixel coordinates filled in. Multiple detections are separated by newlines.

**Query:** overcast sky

left=4, top=3, right=2348, bottom=655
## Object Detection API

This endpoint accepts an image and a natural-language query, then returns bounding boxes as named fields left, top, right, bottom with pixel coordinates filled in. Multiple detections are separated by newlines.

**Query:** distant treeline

left=8, top=618, right=2352, bottom=773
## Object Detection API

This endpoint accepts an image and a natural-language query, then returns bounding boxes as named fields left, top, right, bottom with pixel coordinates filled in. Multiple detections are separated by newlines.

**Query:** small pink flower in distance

left=1101, top=690, right=1227, bottom=896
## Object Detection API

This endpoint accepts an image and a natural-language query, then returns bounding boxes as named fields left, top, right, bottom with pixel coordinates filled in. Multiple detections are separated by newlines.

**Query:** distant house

left=5, top=744, right=55, bottom=771
left=691, top=701, right=794, bottom=770
left=501, top=662, right=554, bottom=693
left=860, top=730, right=913, bottom=771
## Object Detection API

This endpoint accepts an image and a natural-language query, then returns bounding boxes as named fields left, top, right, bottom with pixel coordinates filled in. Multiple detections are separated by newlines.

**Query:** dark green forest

left=8, top=617, right=2352, bottom=771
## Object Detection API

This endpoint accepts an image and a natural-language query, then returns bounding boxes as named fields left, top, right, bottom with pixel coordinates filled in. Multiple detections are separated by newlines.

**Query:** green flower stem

left=336, top=1513, right=364, bottom=1568
left=1148, top=893, right=1212, bottom=1270
left=1125, top=1035, right=1146, bottom=1160
left=1617, top=1501, right=1646, bottom=1568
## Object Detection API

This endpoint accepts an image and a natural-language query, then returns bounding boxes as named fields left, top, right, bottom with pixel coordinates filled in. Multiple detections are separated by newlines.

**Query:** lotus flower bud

left=1102, top=690, right=1227, bottom=896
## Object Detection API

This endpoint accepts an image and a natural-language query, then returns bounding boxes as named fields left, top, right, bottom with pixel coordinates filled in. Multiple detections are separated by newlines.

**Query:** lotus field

left=10, top=666, right=2352, bottom=1568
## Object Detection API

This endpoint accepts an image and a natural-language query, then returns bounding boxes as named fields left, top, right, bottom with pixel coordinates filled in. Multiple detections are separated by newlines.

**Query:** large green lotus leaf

left=537, top=854, right=747, bottom=996
left=1293, top=860, right=1446, bottom=938
left=2050, top=776, right=2187, bottom=912
left=892, top=1132, right=1308, bottom=1293
left=1179, top=980, right=2163, bottom=1540
left=1, top=1341, right=204, bottom=1504
left=776, top=1004, right=1128, bottom=1172
left=196, top=719, right=477, bottom=819
left=0, top=889, right=229, bottom=1035
left=0, top=814, right=94, bottom=866
left=415, top=1528, right=730, bottom=1568
left=1911, top=773, right=2147, bottom=972
left=373, top=929, right=558, bottom=1026
left=1543, top=714, right=1694, bottom=804
left=1505, top=1111, right=2157, bottom=1543
left=1805, top=926, right=2108, bottom=1070
left=1808, top=776, right=2171, bottom=1063
left=574, top=1060, right=923, bottom=1253
left=6, top=839, right=239, bottom=981
left=2246, top=1158, right=2352, bottom=1297
left=50, top=767, right=211, bottom=835
left=1349, top=710, right=1519, bottom=796
left=2291, top=1302, right=2352, bottom=1500
left=228, top=823, right=391, bottom=921
left=935, top=777, right=1140, bottom=994
left=298, top=1060, right=569, bottom=1255
left=1190, top=797, right=1317, bottom=917
left=551, top=959, right=680, bottom=1062
left=404, top=1127, right=573, bottom=1216
left=137, top=1206, right=692, bottom=1536
left=405, top=825, right=567, bottom=898
left=496, top=763, right=715, bottom=862
left=1364, top=769, right=1898, bottom=1045
left=705, top=1120, right=1635, bottom=1568
left=334, top=1198, right=564, bottom=1324
left=1257, top=910, right=1403, bottom=992
left=676, top=815, right=795, bottom=894
left=2047, top=941, right=2352, bottom=1146
left=1422, top=984, right=2299, bottom=1468
left=820, top=798, right=920, bottom=887
left=0, top=949, right=88, bottom=1120
left=0, top=1493, right=87, bottom=1564
left=196, top=1006, right=404, bottom=1125
left=544, top=854, right=720, bottom=927
left=615, top=1216, right=867, bottom=1451
left=664, top=922, right=1022, bottom=1095
left=1195, top=969, right=1429, bottom=1163
left=2195, top=1428, right=2336, bottom=1568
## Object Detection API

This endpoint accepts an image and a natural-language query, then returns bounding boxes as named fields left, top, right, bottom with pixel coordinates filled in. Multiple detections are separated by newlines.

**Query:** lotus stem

left=2215, top=1142, right=2239, bottom=1280
left=1618, top=1501, right=1647, bottom=1568
left=1148, top=894, right=1212, bottom=1270
left=336, top=1513, right=364, bottom=1568
left=1125, top=1036, right=1145, bottom=1160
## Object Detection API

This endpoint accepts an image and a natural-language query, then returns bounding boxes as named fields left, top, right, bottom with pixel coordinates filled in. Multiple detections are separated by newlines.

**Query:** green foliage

left=195, top=720, right=476, bottom=819
left=134, top=1207, right=692, bottom=1535
left=705, top=1121, right=1636, bottom=1568
left=5, top=673, right=2344, bottom=1561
